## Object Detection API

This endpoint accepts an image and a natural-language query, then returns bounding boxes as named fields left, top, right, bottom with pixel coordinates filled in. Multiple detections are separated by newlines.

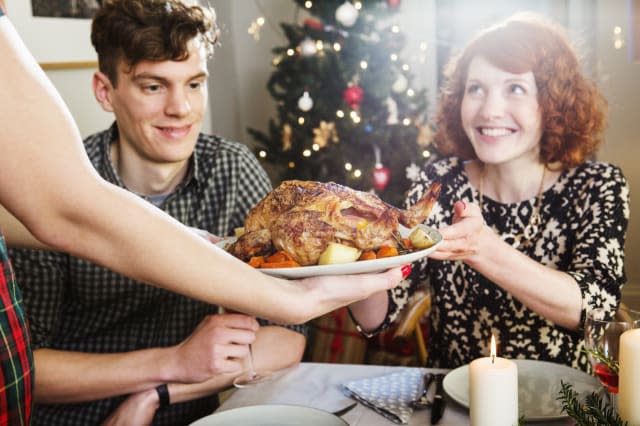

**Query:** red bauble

left=343, top=85, right=364, bottom=109
left=303, top=18, right=324, bottom=31
left=373, top=165, right=391, bottom=191
left=387, top=0, right=401, bottom=8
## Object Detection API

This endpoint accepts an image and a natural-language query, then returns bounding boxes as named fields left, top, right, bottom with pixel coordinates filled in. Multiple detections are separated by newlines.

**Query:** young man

left=9, top=1, right=306, bottom=424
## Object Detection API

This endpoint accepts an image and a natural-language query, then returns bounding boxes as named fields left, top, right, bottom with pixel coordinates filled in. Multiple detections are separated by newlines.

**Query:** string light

left=288, top=161, right=296, bottom=168
left=354, top=1, right=362, bottom=10
left=402, top=63, right=410, bottom=71
left=345, top=162, right=353, bottom=171
left=248, top=16, right=265, bottom=40
left=304, top=1, right=312, bottom=8
left=315, top=40, right=324, bottom=51
left=422, top=150, right=431, bottom=158
left=259, top=150, right=267, bottom=158
left=407, top=88, right=415, bottom=97
left=333, top=42, right=342, bottom=52
left=391, top=25, right=400, bottom=33
left=354, top=169, right=362, bottom=178
left=298, top=117, right=305, bottom=125
left=390, top=53, right=398, bottom=61
left=360, top=60, right=368, bottom=69
left=336, top=110, right=345, bottom=118
left=286, top=48, right=295, bottom=56
left=303, top=149, right=312, bottom=157
left=613, top=25, right=624, bottom=50
left=312, top=143, right=320, bottom=151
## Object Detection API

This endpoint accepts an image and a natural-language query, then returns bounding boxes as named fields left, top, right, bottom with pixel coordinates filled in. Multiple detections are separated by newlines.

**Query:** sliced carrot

left=260, top=260, right=301, bottom=269
left=358, top=250, right=377, bottom=261
left=402, top=238, right=414, bottom=250
left=248, top=256, right=265, bottom=268
left=376, top=245, right=399, bottom=258
left=265, top=250, right=294, bottom=263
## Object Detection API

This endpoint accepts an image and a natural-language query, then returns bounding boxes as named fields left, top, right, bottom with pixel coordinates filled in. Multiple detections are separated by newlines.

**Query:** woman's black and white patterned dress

left=365, top=157, right=629, bottom=372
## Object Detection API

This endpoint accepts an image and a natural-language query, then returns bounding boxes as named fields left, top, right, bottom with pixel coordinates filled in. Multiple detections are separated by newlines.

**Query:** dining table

left=214, top=362, right=577, bottom=425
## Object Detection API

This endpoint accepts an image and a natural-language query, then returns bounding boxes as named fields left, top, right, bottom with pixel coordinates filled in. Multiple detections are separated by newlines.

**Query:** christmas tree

left=248, top=0, right=435, bottom=207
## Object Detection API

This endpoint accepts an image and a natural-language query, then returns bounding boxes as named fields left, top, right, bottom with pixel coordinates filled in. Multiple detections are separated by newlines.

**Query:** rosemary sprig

left=584, top=347, right=619, bottom=374
left=392, top=231, right=412, bottom=255
left=557, top=381, right=627, bottom=426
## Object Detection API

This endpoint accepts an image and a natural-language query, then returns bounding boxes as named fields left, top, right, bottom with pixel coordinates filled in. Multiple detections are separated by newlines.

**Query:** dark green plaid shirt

left=10, top=124, right=306, bottom=425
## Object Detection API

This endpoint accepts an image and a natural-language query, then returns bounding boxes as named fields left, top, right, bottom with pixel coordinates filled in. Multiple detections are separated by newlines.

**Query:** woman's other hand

left=429, top=200, right=486, bottom=261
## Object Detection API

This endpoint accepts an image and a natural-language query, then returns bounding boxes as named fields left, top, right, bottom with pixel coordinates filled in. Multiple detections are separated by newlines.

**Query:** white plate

left=443, top=359, right=601, bottom=421
left=218, top=225, right=442, bottom=279
left=189, top=404, right=348, bottom=426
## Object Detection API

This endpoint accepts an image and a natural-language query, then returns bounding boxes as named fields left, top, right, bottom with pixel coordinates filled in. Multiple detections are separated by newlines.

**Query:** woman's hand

left=275, top=266, right=403, bottom=324
left=429, top=200, right=487, bottom=261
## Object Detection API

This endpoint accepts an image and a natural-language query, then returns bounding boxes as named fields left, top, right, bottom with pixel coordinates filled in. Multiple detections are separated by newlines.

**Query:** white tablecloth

left=216, top=362, right=574, bottom=425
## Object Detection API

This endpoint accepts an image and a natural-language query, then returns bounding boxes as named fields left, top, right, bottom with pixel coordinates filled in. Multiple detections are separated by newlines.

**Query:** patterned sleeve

left=567, top=165, right=629, bottom=328
left=8, top=247, right=69, bottom=350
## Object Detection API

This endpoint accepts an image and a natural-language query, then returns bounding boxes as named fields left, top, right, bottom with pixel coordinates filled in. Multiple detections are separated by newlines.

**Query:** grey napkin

left=342, top=368, right=423, bottom=424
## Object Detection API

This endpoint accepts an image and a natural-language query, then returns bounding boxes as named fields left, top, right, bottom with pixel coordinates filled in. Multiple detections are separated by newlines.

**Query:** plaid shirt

left=10, top=124, right=305, bottom=425
left=1, top=236, right=33, bottom=426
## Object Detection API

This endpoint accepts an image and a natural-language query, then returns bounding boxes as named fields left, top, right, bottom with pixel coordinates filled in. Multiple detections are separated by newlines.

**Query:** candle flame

left=490, top=334, right=496, bottom=364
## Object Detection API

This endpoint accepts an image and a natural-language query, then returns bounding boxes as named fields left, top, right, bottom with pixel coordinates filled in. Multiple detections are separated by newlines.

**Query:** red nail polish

left=401, top=264, right=412, bottom=279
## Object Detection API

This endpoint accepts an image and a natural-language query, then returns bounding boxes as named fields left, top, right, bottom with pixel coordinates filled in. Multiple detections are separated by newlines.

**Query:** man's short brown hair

left=91, top=0, right=218, bottom=85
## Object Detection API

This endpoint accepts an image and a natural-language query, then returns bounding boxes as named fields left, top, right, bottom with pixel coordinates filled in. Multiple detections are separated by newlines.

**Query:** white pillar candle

left=619, top=328, right=640, bottom=425
left=469, top=335, right=519, bottom=426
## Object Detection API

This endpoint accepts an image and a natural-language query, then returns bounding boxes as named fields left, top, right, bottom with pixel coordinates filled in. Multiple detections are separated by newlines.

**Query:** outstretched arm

left=0, top=17, right=402, bottom=324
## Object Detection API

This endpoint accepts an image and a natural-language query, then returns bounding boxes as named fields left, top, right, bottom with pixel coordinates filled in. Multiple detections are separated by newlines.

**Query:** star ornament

left=313, top=121, right=339, bottom=148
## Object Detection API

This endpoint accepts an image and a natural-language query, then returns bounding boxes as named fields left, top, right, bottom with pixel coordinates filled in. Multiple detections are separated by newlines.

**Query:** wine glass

left=232, top=342, right=272, bottom=388
left=224, top=309, right=272, bottom=388
left=584, top=307, right=640, bottom=407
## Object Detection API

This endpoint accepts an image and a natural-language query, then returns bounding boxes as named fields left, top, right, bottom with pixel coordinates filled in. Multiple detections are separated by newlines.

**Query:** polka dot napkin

left=342, top=368, right=423, bottom=424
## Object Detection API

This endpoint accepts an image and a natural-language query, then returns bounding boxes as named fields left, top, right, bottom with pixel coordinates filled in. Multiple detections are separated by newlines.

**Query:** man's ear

left=93, top=71, right=115, bottom=113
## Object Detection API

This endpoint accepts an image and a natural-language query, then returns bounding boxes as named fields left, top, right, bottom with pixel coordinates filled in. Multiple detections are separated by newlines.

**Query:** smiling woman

left=347, top=12, right=631, bottom=375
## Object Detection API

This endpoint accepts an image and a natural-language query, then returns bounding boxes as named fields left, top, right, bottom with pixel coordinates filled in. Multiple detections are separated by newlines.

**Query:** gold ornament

left=282, top=123, right=292, bottom=151
left=313, top=121, right=338, bottom=148
left=416, top=124, right=433, bottom=147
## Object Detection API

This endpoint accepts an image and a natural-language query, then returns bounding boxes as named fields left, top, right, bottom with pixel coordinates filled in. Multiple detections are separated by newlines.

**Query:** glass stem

left=247, top=344, right=257, bottom=378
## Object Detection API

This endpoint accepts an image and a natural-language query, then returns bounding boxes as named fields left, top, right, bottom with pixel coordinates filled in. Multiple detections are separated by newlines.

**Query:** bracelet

left=155, top=384, right=170, bottom=408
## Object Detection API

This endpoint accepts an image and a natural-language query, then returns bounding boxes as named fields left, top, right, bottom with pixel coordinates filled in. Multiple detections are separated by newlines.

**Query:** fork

left=410, top=372, right=434, bottom=409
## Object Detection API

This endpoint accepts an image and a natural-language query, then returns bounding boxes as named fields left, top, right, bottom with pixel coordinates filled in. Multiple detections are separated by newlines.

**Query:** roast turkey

left=227, top=180, right=441, bottom=266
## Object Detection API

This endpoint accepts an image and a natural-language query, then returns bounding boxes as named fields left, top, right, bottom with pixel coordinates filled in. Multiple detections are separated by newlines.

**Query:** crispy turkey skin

left=227, top=180, right=441, bottom=266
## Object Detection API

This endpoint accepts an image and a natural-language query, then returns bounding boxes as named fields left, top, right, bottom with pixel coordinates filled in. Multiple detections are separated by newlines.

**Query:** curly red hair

left=434, top=13, right=607, bottom=169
